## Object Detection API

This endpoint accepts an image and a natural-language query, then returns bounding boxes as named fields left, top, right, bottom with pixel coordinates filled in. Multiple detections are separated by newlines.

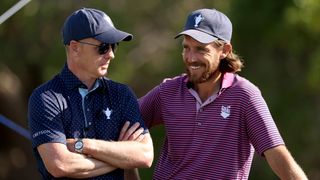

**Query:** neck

left=67, top=61, right=95, bottom=90
left=194, top=72, right=222, bottom=102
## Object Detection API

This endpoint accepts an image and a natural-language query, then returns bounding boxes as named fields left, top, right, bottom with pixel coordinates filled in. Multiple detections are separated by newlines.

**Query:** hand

left=118, top=121, right=145, bottom=142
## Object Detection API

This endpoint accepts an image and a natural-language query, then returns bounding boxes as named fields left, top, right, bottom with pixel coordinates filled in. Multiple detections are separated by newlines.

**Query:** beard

left=186, top=64, right=218, bottom=84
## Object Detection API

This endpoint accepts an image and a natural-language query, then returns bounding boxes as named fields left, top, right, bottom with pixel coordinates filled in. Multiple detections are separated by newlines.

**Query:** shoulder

left=103, top=78, right=135, bottom=97
left=104, top=78, right=130, bottom=91
left=232, top=74, right=262, bottom=96
left=138, top=74, right=186, bottom=103
left=158, top=74, right=187, bottom=90
left=29, top=75, right=65, bottom=104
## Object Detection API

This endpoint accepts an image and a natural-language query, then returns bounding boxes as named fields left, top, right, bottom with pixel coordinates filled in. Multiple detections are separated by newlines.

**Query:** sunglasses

left=77, top=41, right=118, bottom=55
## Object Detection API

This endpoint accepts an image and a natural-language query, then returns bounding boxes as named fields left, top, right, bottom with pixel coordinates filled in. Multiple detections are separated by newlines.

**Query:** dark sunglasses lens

left=98, top=43, right=118, bottom=54
left=98, top=43, right=109, bottom=55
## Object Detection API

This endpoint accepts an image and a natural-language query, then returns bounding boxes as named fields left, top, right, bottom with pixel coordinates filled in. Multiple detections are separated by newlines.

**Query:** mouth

left=101, top=60, right=110, bottom=66
left=190, top=65, right=201, bottom=70
left=188, top=62, right=205, bottom=71
left=99, top=62, right=110, bottom=70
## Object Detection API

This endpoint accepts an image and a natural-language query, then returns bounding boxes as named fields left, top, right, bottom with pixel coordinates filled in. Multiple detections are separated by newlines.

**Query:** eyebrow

left=196, top=45, right=207, bottom=51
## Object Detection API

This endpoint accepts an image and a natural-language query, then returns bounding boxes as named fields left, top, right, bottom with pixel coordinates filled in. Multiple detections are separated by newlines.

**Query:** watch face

left=75, top=140, right=83, bottom=150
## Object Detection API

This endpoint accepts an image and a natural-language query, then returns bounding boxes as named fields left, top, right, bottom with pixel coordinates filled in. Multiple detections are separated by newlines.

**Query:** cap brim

left=175, top=29, right=218, bottom=44
left=95, top=28, right=133, bottom=44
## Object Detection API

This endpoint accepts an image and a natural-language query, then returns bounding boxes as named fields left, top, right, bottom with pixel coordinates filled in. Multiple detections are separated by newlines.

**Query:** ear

left=68, top=40, right=80, bottom=55
left=220, top=43, right=232, bottom=59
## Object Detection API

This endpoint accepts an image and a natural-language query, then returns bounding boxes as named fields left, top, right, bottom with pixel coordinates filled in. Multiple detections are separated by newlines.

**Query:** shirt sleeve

left=245, top=89, right=285, bottom=156
left=121, top=86, right=149, bottom=133
left=28, top=90, right=67, bottom=148
left=138, top=85, right=163, bottom=129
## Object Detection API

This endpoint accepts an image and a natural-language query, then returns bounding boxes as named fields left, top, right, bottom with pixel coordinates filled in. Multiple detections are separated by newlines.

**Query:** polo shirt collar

left=219, top=72, right=234, bottom=94
left=59, top=63, right=104, bottom=90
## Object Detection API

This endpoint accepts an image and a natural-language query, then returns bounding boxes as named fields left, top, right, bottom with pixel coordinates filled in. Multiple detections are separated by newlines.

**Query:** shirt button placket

left=83, top=95, right=92, bottom=138
left=196, top=108, right=204, bottom=126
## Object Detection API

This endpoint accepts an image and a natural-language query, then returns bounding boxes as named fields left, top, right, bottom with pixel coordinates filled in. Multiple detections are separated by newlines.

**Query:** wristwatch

left=74, top=139, right=84, bottom=154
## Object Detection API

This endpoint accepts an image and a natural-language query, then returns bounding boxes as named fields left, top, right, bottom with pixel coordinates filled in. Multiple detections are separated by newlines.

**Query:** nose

left=103, top=47, right=115, bottom=59
left=184, top=51, right=196, bottom=63
left=189, top=55, right=196, bottom=62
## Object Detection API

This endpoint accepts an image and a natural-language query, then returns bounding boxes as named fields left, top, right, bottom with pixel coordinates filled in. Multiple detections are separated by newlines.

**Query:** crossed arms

left=37, top=121, right=153, bottom=179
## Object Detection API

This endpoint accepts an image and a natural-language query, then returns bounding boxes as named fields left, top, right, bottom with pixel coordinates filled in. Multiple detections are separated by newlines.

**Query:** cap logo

left=194, top=14, right=204, bottom=28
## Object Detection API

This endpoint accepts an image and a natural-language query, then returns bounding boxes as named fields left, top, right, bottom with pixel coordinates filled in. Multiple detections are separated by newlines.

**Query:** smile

left=190, top=65, right=201, bottom=70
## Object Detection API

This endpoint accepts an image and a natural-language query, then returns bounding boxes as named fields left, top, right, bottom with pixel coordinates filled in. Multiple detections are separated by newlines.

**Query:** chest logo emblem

left=103, top=108, right=112, bottom=119
left=220, top=105, right=231, bottom=119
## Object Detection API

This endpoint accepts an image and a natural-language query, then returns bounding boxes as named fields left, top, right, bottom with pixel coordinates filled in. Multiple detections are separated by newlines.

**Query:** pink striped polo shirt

left=139, top=72, right=284, bottom=180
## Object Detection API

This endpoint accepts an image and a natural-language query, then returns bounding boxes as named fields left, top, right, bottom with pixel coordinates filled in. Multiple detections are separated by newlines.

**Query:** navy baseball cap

left=62, top=8, right=133, bottom=45
left=175, top=8, right=232, bottom=43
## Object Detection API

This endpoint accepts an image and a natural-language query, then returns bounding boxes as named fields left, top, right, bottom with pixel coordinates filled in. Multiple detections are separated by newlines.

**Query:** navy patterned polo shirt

left=28, top=64, right=147, bottom=180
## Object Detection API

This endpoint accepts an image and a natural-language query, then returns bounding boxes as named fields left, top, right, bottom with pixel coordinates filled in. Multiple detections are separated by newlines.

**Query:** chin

left=187, top=72, right=202, bottom=83
left=188, top=72, right=214, bottom=84
left=98, top=67, right=108, bottom=74
left=187, top=75, right=201, bottom=84
left=97, top=70, right=108, bottom=77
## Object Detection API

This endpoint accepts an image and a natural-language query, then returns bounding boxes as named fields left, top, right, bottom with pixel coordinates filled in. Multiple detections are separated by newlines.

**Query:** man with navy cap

left=28, top=8, right=153, bottom=179
left=139, top=8, right=307, bottom=179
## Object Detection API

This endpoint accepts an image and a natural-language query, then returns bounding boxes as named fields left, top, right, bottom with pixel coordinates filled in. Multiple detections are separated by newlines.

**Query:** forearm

left=265, top=145, right=308, bottom=180
left=82, top=135, right=153, bottom=169
left=38, top=143, right=117, bottom=178
left=59, top=154, right=117, bottom=178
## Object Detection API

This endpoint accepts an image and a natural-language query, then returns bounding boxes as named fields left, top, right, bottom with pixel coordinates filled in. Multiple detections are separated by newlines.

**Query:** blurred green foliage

left=0, top=0, right=319, bottom=179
